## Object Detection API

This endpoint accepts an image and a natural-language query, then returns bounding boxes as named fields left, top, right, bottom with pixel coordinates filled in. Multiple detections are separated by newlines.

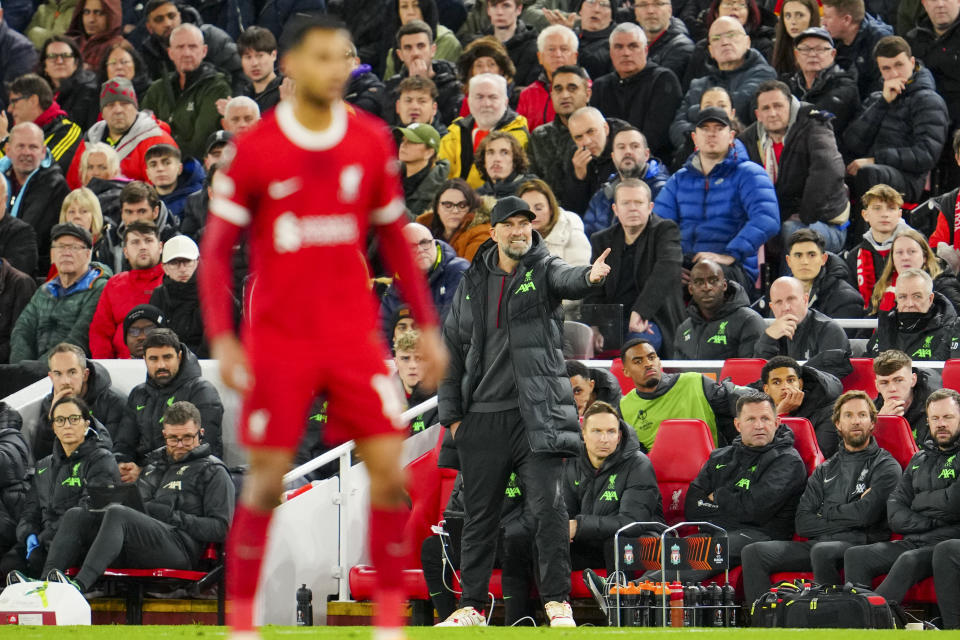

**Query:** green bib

left=620, top=371, right=718, bottom=450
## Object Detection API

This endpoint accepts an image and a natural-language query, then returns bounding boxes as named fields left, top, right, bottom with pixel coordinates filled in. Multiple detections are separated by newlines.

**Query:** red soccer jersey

left=201, top=100, right=436, bottom=341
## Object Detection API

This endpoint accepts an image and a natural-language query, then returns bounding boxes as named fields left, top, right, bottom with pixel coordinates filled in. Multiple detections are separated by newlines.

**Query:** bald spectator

left=141, top=23, right=232, bottom=161
left=867, top=268, right=960, bottom=360
left=0, top=176, right=39, bottom=276
left=10, top=224, right=111, bottom=362
left=821, top=0, right=893, bottom=100
left=516, top=25, right=579, bottom=131
left=140, top=0, right=242, bottom=88
left=655, top=107, right=779, bottom=292
left=561, top=106, right=629, bottom=214
left=669, top=17, right=776, bottom=151
left=590, top=23, right=681, bottom=160
left=66, top=78, right=179, bottom=189
left=380, top=222, right=468, bottom=341
left=755, top=276, right=853, bottom=379
left=88, top=221, right=165, bottom=358
left=675, top=259, right=766, bottom=359
left=583, top=127, right=671, bottom=238
left=635, top=0, right=694, bottom=80
left=383, top=20, right=464, bottom=126
left=527, top=65, right=591, bottom=198
left=219, top=96, right=259, bottom=136
left=0, top=123, right=70, bottom=276
left=437, top=73, right=529, bottom=189
left=1, top=74, right=82, bottom=176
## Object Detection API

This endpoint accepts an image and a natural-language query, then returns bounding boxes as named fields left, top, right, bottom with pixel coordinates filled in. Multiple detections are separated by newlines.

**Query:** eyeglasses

left=439, top=200, right=470, bottom=210
left=51, top=243, right=89, bottom=252
left=410, top=239, right=434, bottom=250
left=795, top=45, right=833, bottom=54
left=127, top=325, right=156, bottom=338
left=709, top=30, right=744, bottom=42
left=46, top=52, right=76, bottom=61
left=164, top=433, right=199, bottom=446
left=7, top=94, right=31, bottom=105
left=634, top=1, right=670, bottom=8
left=53, top=414, right=84, bottom=427
left=583, top=0, right=612, bottom=6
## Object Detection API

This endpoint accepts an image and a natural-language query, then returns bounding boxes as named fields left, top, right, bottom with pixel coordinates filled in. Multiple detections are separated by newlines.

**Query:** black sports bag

left=751, top=581, right=896, bottom=629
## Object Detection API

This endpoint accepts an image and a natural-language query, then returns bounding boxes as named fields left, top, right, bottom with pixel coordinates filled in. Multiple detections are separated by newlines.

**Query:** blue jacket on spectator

left=159, top=158, right=205, bottom=224
left=653, top=145, right=779, bottom=282
left=583, top=158, right=671, bottom=238
left=380, top=239, right=469, bottom=342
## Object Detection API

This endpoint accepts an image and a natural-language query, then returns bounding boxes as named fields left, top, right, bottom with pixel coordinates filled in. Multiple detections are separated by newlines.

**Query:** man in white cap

left=398, top=122, right=449, bottom=217
left=149, top=234, right=215, bottom=358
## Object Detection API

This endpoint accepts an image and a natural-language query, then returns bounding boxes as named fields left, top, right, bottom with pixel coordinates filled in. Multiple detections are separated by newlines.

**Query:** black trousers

left=420, top=525, right=534, bottom=624
left=455, top=409, right=570, bottom=609
left=741, top=540, right=853, bottom=604
left=934, top=539, right=960, bottom=630
left=0, top=542, right=47, bottom=579
left=844, top=540, right=933, bottom=603
left=44, top=505, right=192, bottom=590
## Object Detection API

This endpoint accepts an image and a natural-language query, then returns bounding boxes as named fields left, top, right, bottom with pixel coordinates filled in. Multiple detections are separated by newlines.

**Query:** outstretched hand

left=589, top=248, right=611, bottom=283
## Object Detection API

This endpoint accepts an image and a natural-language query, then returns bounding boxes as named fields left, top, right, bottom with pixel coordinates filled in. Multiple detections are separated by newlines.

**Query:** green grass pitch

left=0, top=627, right=942, bottom=639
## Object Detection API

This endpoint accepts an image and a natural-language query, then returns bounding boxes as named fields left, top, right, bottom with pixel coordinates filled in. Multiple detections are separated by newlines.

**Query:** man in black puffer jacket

left=1, top=396, right=119, bottom=579
left=35, top=343, right=126, bottom=460
left=43, top=401, right=233, bottom=592
left=675, top=260, right=766, bottom=359
left=740, top=82, right=849, bottom=253
left=867, top=269, right=960, bottom=361
left=0, top=403, right=30, bottom=559
left=679, top=391, right=807, bottom=583
left=843, top=36, right=949, bottom=204
left=845, top=388, right=960, bottom=603
left=437, top=196, right=609, bottom=627
left=115, top=329, right=223, bottom=476
left=741, top=390, right=902, bottom=603
left=564, top=401, right=663, bottom=575
left=149, top=235, right=210, bottom=358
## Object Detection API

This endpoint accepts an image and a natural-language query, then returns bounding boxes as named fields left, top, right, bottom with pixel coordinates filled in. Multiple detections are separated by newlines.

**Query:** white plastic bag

left=0, top=581, right=91, bottom=625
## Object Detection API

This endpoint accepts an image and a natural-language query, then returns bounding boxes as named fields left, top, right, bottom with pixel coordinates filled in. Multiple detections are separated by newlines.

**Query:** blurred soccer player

left=199, top=16, right=446, bottom=640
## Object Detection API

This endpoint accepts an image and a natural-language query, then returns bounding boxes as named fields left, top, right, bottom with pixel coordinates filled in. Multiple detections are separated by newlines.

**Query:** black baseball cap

left=204, top=130, right=233, bottom=157
left=695, top=106, right=732, bottom=129
left=123, top=304, right=165, bottom=337
left=490, top=196, right=535, bottom=226
left=794, top=26, right=834, bottom=48
left=50, top=223, right=93, bottom=249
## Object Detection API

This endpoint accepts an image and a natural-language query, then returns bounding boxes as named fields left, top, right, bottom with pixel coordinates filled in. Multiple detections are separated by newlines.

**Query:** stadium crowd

left=2, top=0, right=960, bottom=627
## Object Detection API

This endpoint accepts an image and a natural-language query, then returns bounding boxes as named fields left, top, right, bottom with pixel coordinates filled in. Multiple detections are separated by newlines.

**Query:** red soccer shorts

left=238, top=331, right=408, bottom=450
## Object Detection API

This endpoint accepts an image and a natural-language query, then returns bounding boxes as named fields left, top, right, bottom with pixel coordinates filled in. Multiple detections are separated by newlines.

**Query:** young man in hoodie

left=674, top=259, right=766, bottom=359
left=740, top=390, right=902, bottom=603
left=844, top=183, right=912, bottom=304
left=144, top=143, right=204, bottom=224
left=64, top=0, right=123, bottom=69
left=874, top=349, right=941, bottom=446
left=759, top=355, right=843, bottom=457
left=563, top=401, right=663, bottom=577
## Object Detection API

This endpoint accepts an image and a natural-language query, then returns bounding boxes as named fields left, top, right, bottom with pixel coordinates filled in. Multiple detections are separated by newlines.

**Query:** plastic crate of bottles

left=605, top=579, right=739, bottom=628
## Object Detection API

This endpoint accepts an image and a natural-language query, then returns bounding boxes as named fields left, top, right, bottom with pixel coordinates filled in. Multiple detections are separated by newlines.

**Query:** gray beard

left=503, top=242, right=531, bottom=260
left=618, top=161, right=646, bottom=180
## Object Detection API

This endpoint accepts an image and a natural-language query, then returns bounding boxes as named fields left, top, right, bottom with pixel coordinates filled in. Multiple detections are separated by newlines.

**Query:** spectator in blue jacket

left=583, top=127, right=670, bottom=238
left=144, top=144, right=204, bottom=225
left=380, top=222, right=469, bottom=343
left=654, top=107, right=779, bottom=293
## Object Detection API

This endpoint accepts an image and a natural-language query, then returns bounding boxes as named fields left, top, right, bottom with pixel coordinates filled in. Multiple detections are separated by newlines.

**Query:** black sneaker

left=45, top=569, right=82, bottom=593
left=5, top=570, right=31, bottom=586
left=582, top=568, right=608, bottom=616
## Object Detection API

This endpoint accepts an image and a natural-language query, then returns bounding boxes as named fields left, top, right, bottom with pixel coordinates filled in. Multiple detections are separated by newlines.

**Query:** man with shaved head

left=141, top=23, right=232, bottom=160
left=674, top=259, right=766, bottom=359
left=379, top=222, right=470, bottom=341
left=562, top=106, right=629, bottom=214
left=0, top=122, right=70, bottom=276
left=755, top=276, right=852, bottom=379
left=669, top=16, right=776, bottom=150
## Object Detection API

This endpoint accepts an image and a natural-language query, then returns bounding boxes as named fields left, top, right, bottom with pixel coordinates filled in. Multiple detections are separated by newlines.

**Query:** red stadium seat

left=780, top=417, right=825, bottom=476
left=874, top=415, right=919, bottom=470
left=610, top=357, right=634, bottom=394
left=649, top=419, right=714, bottom=525
left=843, top=358, right=877, bottom=397
left=943, top=359, right=960, bottom=393
left=719, top=358, right=766, bottom=386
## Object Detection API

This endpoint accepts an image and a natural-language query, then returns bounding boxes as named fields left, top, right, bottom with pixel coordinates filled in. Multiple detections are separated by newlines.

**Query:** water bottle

left=296, top=584, right=313, bottom=626
left=706, top=582, right=724, bottom=627
left=669, top=581, right=684, bottom=627
left=722, top=584, right=737, bottom=627
left=683, top=583, right=698, bottom=627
